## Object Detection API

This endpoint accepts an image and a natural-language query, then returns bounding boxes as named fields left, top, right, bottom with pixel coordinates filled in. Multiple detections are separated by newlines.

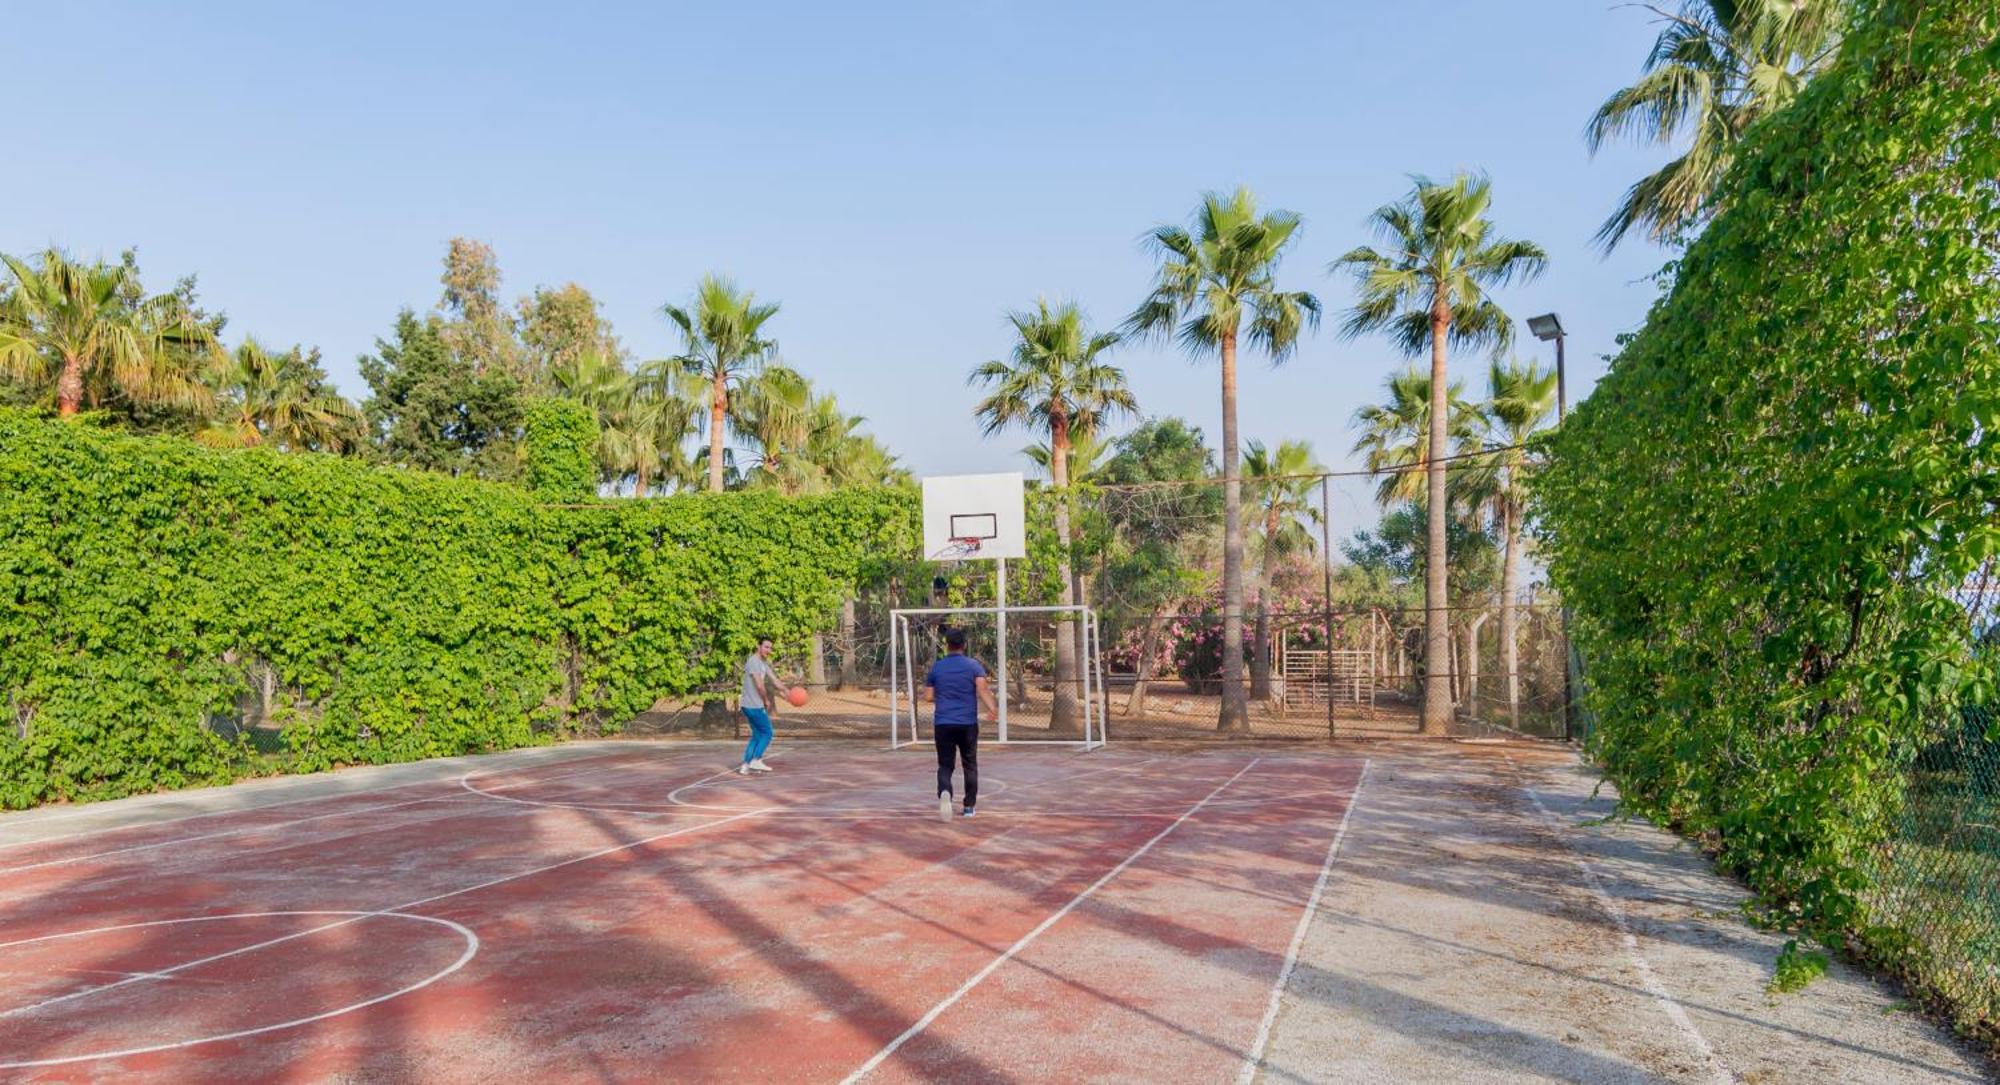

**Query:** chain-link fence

left=625, top=469, right=1571, bottom=744
left=1857, top=574, right=2000, bottom=1041
left=1863, top=704, right=2000, bottom=1040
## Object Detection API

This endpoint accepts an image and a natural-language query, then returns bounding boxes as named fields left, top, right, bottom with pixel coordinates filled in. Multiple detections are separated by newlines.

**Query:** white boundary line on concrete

left=0, top=808, right=768, bottom=1032
left=840, top=758, right=1262, bottom=1085
left=1236, top=758, right=1371, bottom=1085
left=1520, top=781, right=1733, bottom=1085
left=0, top=911, right=479, bottom=1070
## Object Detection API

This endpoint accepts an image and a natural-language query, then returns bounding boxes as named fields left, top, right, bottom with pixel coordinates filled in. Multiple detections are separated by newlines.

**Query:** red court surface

left=0, top=746, right=1364, bottom=1083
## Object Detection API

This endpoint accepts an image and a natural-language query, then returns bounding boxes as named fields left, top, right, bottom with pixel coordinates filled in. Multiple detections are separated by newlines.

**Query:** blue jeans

left=741, top=707, right=774, bottom=763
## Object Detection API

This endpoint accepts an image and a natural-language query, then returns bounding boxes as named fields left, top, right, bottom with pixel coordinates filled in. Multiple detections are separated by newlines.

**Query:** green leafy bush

left=522, top=397, right=599, bottom=501
left=1534, top=0, right=1999, bottom=1041
left=1768, top=939, right=1830, bottom=995
left=0, top=410, right=914, bottom=809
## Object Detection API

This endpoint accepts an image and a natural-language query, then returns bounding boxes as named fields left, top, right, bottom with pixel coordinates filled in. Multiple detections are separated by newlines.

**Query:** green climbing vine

left=0, top=409, right=915, bottom=808
left=1534, top=0, right=2000, bottom=1043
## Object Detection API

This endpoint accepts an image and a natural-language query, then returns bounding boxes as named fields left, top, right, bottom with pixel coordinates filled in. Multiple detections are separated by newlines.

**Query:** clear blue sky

left=7, top=1, right=1674, bottom=539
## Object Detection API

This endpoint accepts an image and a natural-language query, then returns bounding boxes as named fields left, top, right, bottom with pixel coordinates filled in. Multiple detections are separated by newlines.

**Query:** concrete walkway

left=1256, top=745, right=1994, bottom=1083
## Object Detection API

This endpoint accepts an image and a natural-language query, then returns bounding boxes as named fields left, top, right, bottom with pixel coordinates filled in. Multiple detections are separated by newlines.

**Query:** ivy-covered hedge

left=0, top=409, right=914, bottom=808
left=1535, top=0, right=1999, bottom=1039
left=523, top=397, right=601, bottom=502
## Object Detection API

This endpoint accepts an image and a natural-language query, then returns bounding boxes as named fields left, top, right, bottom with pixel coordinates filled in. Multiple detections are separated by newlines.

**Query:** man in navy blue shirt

left=923, top=626, right=997, bottom=822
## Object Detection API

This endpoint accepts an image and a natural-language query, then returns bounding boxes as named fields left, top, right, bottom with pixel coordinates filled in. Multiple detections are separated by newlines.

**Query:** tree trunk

left=1465, top=615, right=1480, bottom=708
left=1218, top=331, right=1250, bottom=732
left=707, top=370, right=728, bottom=493
left=56, top=352, right=83, bottom=418
left=1250, top=512, right=1278, bottom=700
left=1048, top=410, right=1082, bottom=734
left=1421, top=301, right=1453, bottom=736
left=838, top=597, right=858, bottom=691
left=1126, top=611, right=1164, bottom=715
left=1500, top=481, right=1523, bottom=728
left=635, top=463, right=649, bottom=499
left=807, top=632, right=827, bottom=694
left=1253, top=591, right=1274, bottom=703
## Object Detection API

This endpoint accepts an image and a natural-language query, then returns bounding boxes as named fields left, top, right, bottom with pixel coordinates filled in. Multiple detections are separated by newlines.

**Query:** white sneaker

left=938, top=791, right=953, bottom=823
left=737, top=763, right=752, bottom=776
left=749, top=758, right=773, bottom=773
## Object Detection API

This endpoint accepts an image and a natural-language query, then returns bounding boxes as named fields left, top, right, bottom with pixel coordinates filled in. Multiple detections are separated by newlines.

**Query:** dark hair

left=757, top=636, right=774, bottom=647
left=944, top=626, right=968, bottom=651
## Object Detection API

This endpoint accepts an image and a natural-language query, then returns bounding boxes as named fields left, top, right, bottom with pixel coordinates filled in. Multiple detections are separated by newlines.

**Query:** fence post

left=1320, top=474, right=1336, bottom=739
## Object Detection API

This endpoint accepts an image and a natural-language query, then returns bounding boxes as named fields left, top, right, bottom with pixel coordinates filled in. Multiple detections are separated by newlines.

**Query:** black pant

left=934, top=724, right=978, bottom=807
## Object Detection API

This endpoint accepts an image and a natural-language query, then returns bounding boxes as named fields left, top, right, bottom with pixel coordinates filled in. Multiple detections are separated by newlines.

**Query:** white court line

left=840, top=759, right=1262, bottom=1085
left=471, top=752, right=673, bottom=793
left=0, top=796, right=473, bottom=876
left=1520, top=783, right=1733, bottom=1085
left=0, top=807, right=768, bottom=1025
left=655, top=784, right=1342, bottom=820
left=1237, top=759, right=1371, bottom=1085
left=0, top=911, right=480, bottom=1070
left=466, top=757, right=753, bottom=814
left=0, top=747, right=635, bottom=853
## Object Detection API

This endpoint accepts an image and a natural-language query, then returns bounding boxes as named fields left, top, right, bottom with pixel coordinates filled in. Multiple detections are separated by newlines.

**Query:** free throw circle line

left=0, top=910, right=479, bottom=1070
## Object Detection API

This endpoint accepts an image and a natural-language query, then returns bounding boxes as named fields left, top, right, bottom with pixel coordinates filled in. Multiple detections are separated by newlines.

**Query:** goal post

left=900, top=473, right=1103, bottom=749
left=888, top=604, right=1107, bottom=750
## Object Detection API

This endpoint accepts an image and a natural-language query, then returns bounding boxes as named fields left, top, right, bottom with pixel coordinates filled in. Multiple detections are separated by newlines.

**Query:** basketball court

left=0, top=743, right=1366, bottom=1082
left=2, top=472, right=1988, bottom=1084
left=4, top=740, right=1990, bottom=1084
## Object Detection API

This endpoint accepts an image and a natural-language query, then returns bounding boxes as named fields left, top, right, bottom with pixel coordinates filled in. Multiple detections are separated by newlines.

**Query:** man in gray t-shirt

left=738, top=638, right=781, bottom=775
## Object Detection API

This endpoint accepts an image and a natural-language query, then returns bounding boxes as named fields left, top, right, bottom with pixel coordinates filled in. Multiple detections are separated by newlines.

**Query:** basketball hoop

left=933, top=536, right=984, bottom=560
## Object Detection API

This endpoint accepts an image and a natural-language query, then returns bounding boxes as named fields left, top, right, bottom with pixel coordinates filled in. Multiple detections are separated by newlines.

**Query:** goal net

left=889, top=605, right=1105, bottom=749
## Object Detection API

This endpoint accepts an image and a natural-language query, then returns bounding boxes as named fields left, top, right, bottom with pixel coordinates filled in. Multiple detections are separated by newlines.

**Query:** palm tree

left=804, top=394, right=905, bottom=490
left=1025, top=428, right=1111, bottom=486
left=1587, top=0, right=1841, bottom=250
left=1334, top=173, right=1546, bottom=735
left=662, top=275, right=780, bottom=493
left=550, top=349, right=636, bottom=488
left=632, top=362, right=712, bottom=495
left=785, top=389, right=905, bottom=694
left=1351, top=368, right=1481, bottom=508
left=623, top=374, right=699, bottom=497
left=1454, top=358, right=1559, bottom=726
left=1028, top=426, right=1114, bottom=674
left=0, top=248, right=219, bottom=418
left=972, top=298, right=1135, bottom=734
left=1242, top=439, right=1325, bottom=701
left=198, top=340, right=363, bottom=452
left=733, top=365, right=814, bottom=492
left=1126, top=188, right=1320, bottom=732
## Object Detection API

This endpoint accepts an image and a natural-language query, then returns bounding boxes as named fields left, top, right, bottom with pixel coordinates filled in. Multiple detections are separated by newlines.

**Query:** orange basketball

left=786, top=686, right=809, bottom=708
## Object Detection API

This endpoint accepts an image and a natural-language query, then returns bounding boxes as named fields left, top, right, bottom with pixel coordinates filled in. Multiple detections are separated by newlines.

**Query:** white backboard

left=921, top=473, right=1026, bottom=560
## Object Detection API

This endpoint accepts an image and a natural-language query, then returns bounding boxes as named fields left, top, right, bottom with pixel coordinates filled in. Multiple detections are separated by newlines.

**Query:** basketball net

left=933, top=536, right=985, bottom=560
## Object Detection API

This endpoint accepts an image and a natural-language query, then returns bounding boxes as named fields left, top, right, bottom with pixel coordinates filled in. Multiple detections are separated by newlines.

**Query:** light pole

left=1528, top=312, right=1566, bottom=422
left=1528, top=311, right=1574, bottom=740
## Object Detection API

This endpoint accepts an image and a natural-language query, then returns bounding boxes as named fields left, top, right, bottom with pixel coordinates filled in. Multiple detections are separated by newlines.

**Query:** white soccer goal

left=888, top=604, right=1107, bottom=750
